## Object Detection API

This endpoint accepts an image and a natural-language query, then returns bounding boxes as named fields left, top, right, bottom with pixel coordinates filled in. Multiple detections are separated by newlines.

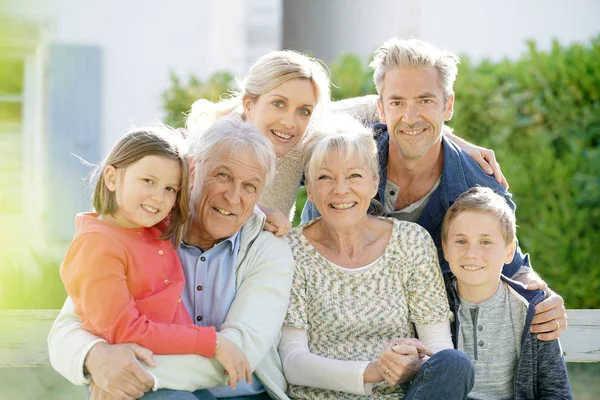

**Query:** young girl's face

left=104, top=155, right=182, bottom=229
left=243, top=78, right=318, bottom=157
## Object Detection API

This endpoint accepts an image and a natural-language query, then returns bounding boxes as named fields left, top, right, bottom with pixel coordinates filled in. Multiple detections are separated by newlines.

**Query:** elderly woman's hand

left=377, top=338, right=431, bottom=387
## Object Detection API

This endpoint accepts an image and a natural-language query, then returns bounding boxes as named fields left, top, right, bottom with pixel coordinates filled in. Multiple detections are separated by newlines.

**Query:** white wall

left=2, top=0, right=256, bottom=154
left=283, top=0, right=600, bottom=64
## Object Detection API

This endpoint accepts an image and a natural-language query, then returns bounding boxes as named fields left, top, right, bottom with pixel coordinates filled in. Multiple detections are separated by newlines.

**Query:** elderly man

left=48, top=116, right=294, bottom=400
left=302, top=37, right=567, bottom=379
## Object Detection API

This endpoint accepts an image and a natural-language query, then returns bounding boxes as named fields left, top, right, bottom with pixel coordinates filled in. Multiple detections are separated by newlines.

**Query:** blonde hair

left=302, top=113, right=379, bottom=184
left=370, top=38, right=460, bottom=102
left=92, top=126, right=189, bottom=248
left=186, top=50, right=331, bottom=140
left=442, top=187, right=516, bottom=245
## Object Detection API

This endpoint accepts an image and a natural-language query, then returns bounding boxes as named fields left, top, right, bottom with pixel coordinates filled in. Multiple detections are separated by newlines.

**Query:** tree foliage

left=450, top=37, right=600, bottom=308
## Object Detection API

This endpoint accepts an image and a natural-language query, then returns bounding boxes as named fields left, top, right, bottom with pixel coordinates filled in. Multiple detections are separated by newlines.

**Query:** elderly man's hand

left=377, top=338, right=429, bottom=387
left=85, top=342, right=156, bottom=400
left=527, top=279, right=567, bottom=341
left=89, top=381, right=124, bottom=400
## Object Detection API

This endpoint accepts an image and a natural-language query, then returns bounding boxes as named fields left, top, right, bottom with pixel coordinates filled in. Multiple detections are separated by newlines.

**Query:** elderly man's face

left=189, top=146, right=265, bottom=249
left=377, top=67, right=454, bottom=160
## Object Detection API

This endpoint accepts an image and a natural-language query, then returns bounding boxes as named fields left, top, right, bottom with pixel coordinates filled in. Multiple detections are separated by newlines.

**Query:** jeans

left=403, top=349, right=474, bottom=400
left=138, top=390, right=271, bottom=400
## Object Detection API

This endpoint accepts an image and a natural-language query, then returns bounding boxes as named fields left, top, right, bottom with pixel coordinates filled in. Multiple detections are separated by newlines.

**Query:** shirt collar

left=181, top=229, right=241, bottom=254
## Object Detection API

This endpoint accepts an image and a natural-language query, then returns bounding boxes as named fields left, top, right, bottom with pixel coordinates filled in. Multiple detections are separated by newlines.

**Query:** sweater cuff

left=148, top=370, right=159, bottom=392
left=79, top=338, right=107, bottom=384
left=197, top=326, right=217, bottom=358
left=358, top=361, right=374, bottom=395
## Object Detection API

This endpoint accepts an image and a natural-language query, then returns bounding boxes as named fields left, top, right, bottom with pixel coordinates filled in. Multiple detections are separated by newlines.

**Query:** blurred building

left=0, top=0, right=598, bottom=261
left=0, top=0, right=281, bottom=261
left=283, top=0, right=600, bottom=64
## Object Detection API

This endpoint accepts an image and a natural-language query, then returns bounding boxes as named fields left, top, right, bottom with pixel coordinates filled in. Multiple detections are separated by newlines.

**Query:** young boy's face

left=443, top=211, right=516, bottom=298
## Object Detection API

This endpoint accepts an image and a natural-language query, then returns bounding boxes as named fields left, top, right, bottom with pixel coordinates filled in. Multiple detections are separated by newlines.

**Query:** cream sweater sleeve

left=414, top=321, right=454, bottom=354
left=47, top=297, right=105, bottom=385
left=329, top=95, right=380, bottom=124
left=279, top=326, right=374, bottom=395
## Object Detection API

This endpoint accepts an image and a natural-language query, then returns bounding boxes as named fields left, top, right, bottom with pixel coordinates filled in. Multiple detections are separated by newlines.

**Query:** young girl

left=60, top=127, right=251, bottom=389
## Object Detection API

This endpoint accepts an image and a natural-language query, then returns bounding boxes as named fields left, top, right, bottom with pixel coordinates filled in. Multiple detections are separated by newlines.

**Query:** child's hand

left=213, top=334, right=252, bottom=390
left=261, top=207, right=292, bottom=237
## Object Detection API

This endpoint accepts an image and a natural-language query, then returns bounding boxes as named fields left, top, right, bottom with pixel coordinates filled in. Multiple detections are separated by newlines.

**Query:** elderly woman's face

left=189, top=146, right=265, bottom=248
left=306, top=148, right=378, bottom=227
left=243, top=78, right=317, bottom=158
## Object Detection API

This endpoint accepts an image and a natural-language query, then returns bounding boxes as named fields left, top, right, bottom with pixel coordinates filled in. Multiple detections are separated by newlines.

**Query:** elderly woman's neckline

left=302, top=217, right=394, bottom=269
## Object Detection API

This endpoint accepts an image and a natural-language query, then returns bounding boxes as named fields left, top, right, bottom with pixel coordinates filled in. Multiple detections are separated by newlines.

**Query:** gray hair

left=186, top=50, right=331, bottom=139
left=302, top=113, right=379, bottom=184
left=369, top=38, right=460, bottom=102
left=189, top=114, right=276, bottom=187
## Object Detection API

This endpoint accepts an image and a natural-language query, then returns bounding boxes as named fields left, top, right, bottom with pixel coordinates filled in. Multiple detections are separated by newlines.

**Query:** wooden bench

left=1, top=309, right=599, bottom=367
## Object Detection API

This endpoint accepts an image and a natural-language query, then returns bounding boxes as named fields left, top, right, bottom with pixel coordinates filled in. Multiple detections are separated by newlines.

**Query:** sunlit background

left=0, top=0, right=599, bottom=398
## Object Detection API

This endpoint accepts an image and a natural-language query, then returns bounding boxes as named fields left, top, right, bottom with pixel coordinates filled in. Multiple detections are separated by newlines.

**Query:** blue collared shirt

left=302, top=123, right=531, bottom=277
left=177, top=230, right=265, bottom=397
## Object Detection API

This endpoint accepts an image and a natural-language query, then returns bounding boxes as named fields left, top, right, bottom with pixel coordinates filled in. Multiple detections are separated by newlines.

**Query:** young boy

left=441, top=187, right=572, bottom=399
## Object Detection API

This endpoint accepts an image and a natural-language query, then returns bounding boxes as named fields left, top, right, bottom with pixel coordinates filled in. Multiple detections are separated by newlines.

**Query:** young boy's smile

left=443, top=211, right=516, bottom=303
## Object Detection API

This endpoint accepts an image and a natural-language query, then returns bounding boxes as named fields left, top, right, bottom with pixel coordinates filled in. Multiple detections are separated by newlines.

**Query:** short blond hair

left=442, top=187, right=516, bottom=245
left=302, top=113, right=379, bottom=184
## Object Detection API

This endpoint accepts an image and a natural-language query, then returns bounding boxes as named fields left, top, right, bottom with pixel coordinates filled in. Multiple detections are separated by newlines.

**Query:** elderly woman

left=278, top=113, right=474, bottom=399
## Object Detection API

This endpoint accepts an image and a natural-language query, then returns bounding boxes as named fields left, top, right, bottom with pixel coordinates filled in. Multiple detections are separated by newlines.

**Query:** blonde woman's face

left=243, top=78, right=317, bottom=157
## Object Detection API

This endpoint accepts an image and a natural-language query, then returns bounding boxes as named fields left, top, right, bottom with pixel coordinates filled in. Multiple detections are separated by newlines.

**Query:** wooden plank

left=560, top=309, right=600, bottom=363
left=0, top=309, right=598, bottom=367
left=0, top=309, right=58, bottom=367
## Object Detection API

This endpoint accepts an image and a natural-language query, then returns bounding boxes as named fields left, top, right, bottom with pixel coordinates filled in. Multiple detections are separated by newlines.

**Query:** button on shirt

left=458, top=284, right=519, bottom=400
left=178, top=231, right=265, bottom=397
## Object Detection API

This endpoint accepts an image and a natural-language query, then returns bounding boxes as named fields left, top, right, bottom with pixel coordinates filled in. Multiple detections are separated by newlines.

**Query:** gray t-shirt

left=458, top=282, right=525, bottom=400
left=383, top=178, right=441, bottom=223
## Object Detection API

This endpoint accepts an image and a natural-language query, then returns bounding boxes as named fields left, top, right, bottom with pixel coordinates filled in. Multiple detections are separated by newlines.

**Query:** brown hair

left=442, top=186, right=516, bottom=245
left=92, top=126, right=189, bottom=248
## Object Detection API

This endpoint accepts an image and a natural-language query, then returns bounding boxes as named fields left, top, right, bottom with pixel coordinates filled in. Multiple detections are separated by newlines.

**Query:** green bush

left=451, top=37, right=600, bottom=308
left=162, top=71, right=235, bottom=128
left=0, top=250, right=67, bottom=309
left=329, top=54, right=375, bottom=100
left=163, top=38, right=600, bottom=308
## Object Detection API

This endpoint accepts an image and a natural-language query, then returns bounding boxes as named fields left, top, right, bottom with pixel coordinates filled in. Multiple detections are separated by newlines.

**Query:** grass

left=0, top=249, right=67, bottom=310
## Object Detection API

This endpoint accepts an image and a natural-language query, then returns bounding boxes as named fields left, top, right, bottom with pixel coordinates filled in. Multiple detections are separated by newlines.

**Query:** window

left=0, top=57, right=25, bottom=216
